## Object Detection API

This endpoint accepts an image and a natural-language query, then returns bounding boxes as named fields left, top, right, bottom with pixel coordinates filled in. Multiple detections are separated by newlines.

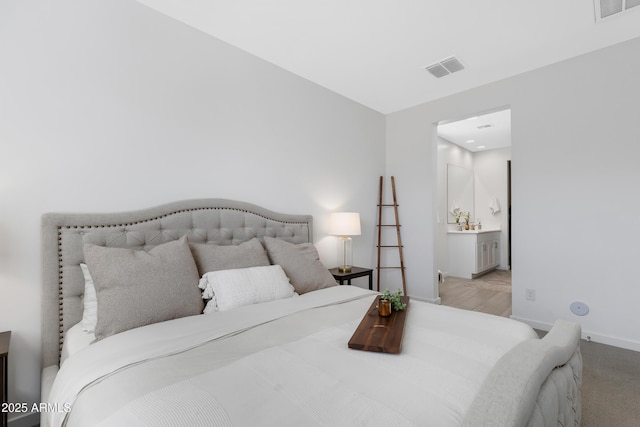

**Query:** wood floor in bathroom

left=438, top=269, right=512, bottom=317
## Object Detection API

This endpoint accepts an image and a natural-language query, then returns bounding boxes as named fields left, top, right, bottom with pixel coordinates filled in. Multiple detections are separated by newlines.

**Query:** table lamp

left=329, top=212, right=361, bottom=273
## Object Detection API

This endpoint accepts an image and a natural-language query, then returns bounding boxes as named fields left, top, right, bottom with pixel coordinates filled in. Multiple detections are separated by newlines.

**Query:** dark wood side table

left=0, top=331, right=10, bottom=427
left=329, top=267, right=373, bottom=290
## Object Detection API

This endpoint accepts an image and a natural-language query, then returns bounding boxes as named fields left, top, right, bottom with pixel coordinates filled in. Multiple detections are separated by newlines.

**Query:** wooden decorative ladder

left=376, top=176, right=407, bottom=295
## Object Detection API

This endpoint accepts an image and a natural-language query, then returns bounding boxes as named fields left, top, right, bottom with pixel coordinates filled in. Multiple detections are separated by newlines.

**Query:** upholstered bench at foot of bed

left=462, top=319, right=582, bottom=427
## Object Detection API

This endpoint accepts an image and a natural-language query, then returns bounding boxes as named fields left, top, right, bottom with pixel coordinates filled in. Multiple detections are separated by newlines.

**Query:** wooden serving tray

left=348, top=296, right=409, bottom=354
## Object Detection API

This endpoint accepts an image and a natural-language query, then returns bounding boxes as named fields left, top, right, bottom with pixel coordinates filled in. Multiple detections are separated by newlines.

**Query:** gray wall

left=0, top=0, right=385, bottom=420
left=387, top=36, right=640, bottom=350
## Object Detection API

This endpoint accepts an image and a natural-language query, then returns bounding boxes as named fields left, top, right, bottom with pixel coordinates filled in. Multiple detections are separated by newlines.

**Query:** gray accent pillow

left=262, top=236, right=337, bottom=294
left=84, top=236, right=203, bottom=341
left=189, top=238, right=270, bottom=276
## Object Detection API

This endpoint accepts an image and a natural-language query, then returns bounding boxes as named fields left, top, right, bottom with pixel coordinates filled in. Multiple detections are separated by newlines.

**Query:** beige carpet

left=580, top=339, right=640, bottom=426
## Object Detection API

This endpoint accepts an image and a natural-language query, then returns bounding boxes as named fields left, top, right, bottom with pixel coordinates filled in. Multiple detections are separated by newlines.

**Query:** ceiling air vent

left=425, top=56, right=465, bottom=78
left=594, top=0, right=640, bottom=21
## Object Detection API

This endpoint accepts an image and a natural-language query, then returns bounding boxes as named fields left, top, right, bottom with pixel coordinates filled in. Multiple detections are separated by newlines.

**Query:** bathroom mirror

left=447, top=164, right=474, bottom=224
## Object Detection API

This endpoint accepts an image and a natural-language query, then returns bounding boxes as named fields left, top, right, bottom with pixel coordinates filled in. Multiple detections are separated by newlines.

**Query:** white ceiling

left=438, top=108, right=511, bottom=153
left=135, top=0, right=640, bottom=114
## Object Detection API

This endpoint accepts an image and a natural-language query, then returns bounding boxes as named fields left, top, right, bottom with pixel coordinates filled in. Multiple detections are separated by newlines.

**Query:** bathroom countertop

left=447, top=228, right=501, bottom=234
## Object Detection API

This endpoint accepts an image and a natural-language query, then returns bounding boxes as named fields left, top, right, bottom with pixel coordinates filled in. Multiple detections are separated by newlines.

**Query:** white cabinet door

left=490, top=239, right=500, bottom=268
left=477, top=241, right=489, bottom=272
left=476, top=234, right=500, bottom=273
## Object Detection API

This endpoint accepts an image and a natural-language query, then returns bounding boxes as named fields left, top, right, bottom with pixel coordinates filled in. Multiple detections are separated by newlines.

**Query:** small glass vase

left=378, top=299, right=392, bottom=317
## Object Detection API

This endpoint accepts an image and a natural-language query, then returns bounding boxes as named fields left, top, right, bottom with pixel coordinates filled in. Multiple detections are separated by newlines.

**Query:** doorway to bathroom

left=436, top=107, right=512, bottom=314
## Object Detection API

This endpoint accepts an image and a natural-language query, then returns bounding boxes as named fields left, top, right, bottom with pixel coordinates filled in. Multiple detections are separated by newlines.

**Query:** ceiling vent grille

left=595, top=0, right=640, bottom=21
left=425, top=56, right=465, bottom=78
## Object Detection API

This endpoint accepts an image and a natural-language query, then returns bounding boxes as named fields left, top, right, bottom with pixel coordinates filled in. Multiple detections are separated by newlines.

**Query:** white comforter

left=47, top=286, right=537, bottom=427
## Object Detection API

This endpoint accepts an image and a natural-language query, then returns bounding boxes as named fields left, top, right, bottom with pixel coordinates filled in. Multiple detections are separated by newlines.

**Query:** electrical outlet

left=525, top=289, right=536, bottom=301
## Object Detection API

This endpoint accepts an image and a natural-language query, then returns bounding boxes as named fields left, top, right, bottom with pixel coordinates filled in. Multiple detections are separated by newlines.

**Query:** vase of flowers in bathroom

left=453, top=210, right=471, bottom=231
left=462, top=212, right=471, bottom=230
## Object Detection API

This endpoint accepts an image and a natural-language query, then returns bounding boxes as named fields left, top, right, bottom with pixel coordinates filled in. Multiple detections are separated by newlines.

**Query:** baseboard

left=8, top=412, right=39, bottom=427
left=511, top=315, right=640, bottom=352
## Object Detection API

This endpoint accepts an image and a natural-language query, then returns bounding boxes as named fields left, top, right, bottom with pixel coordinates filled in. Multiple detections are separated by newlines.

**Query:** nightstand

left=329, top=267, right=373, bottom=290
left=0, top=331, right=10, bottom=427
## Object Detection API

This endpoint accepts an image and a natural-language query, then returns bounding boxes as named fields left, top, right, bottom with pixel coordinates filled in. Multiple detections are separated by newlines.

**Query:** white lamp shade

left=329, top=212, right=361, bottom=236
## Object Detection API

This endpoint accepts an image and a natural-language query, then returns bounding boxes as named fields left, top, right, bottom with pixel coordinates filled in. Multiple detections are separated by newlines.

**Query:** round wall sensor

left=570, top=301, right=589, bottom=316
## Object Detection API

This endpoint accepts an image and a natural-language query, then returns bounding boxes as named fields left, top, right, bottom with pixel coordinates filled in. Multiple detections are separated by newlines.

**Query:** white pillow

left=79, top=263, right=97, bottom=333
left=198, top=265, right=295, bottom=313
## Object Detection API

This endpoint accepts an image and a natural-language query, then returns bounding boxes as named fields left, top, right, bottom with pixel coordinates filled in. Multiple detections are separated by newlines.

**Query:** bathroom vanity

left=448, top=229, right=500, bottom=279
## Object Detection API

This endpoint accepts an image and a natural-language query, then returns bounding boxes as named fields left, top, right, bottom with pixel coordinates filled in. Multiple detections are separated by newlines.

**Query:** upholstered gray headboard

left=41, top=199, right=313, bottom=368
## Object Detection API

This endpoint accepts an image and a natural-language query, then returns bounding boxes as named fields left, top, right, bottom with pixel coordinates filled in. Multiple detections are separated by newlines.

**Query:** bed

left=40, top=199, right=582, bottom=427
